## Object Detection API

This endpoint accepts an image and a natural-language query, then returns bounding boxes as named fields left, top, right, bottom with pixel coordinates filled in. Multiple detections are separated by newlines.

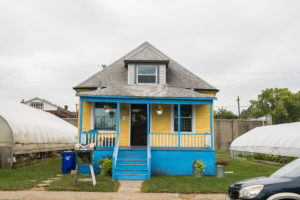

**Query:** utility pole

left=237, top=96, right=241, bottom=118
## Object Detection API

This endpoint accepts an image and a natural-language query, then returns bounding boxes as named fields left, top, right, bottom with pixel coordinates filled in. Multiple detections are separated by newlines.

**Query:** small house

left=23, top=97, right=76, bottom=118
left=74, top=42, right=218, bottom=180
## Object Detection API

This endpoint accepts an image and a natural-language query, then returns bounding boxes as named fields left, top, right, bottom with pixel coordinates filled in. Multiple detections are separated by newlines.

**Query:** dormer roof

left=74, top=42, right=218, bottom=92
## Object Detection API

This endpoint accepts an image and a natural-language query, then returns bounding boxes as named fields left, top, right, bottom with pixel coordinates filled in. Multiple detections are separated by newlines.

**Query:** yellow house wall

left=195, top=105, right=210, bottom=133
left=119, top=103, right=130, bottom=146
left=77, top=98, right=92, bottom=143
left=151, top=104, right=171, bottom=133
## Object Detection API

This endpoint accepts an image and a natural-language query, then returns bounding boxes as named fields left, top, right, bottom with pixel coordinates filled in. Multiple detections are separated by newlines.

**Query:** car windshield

left=271, top=158, right=300, bottom=178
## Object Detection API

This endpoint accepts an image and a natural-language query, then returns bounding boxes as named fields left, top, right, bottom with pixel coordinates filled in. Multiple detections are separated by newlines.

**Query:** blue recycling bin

left=61, top=151, right=75, bottom=174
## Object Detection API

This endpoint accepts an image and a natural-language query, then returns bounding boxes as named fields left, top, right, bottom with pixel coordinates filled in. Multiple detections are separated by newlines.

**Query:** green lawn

left=141, top=151, right=281, bottom=193
left=47, top=174, right=119, bottom=192
left=0, top=158, right=61, bottom=190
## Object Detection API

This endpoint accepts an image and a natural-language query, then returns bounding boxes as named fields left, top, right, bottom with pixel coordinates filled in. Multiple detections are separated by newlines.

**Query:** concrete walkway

left=118, top=180, right=143, bottom=192
left=0, top=191, right=226, bottom=200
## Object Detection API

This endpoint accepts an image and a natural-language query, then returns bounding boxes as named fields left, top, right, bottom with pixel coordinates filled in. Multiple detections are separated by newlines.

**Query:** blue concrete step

left=114, top=173, right=148, bottom=180
left=118, top=155, right=147, bottom=160
left=116, top=164, right=147, bottom=170
left=115, top=169, right=148, bottom=174
left=117, top=159, right=147, bottom=164
left=118, top=151, right=146, bottom=155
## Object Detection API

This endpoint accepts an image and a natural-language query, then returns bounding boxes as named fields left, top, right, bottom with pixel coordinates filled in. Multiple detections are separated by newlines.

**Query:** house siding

left=128, top=64, right=135, bottom=85
left=158, top=64, right=166, bottom=84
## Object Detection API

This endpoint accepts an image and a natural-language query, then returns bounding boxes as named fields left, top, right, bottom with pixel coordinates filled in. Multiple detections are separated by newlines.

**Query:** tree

left=240, top=88, right=300, bottom=124
left=214, top=108, right=238, bottom=119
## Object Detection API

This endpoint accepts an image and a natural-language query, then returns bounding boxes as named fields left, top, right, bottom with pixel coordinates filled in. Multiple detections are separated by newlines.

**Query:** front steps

left=114, top=148, right=150, bottom=180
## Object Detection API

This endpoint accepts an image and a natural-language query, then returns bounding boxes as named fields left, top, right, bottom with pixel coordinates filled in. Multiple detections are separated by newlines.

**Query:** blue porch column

left=78, top=99, right=83, bottom=144
left=147, top=104, right=150, bottom=142
left=117, top=102, right=120, bottom=142
left=177, top=104, right=181, bottom=150
left=210, top=102, right=213, bottom=149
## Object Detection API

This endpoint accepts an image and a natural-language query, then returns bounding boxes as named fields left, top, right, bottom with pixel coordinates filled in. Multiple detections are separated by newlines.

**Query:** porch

left=77, top=95, right=216, bottom=180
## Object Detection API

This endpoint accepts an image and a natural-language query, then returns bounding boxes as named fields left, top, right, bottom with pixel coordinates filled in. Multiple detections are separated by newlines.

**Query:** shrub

left=236, top=152, right=295, bottom=164
left=102, top=158, right=112, bottom=176
left=195, top=160, right=206, bottom=173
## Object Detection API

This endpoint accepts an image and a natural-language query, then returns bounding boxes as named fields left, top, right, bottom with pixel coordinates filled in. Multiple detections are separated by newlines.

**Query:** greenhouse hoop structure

left=0, top=99, right=77, bottom=169
left=230, top=122, right=300, bottom=158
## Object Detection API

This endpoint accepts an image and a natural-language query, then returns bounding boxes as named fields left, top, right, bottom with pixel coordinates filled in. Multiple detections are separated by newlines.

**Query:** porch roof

left=77, top=85, right=215, bottom=99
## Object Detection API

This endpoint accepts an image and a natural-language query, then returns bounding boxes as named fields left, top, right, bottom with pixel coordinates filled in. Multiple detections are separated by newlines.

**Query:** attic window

left=137, top=65, right=157, bottom=84
left=30, top=102, right=44, bottom=110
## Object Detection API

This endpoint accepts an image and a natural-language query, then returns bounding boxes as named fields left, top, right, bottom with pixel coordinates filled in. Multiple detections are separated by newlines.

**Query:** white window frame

left=136, top=64, right=158, bottom=84
left=171, top=104, right=195, bottom=134
left=92, top=102, right=117, bottom=133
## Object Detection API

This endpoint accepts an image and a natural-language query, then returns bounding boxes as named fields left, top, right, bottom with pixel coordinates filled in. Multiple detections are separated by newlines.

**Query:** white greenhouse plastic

left=0, top=98, right=77, bottom=168
left=230, top=122, right=300, bottom=158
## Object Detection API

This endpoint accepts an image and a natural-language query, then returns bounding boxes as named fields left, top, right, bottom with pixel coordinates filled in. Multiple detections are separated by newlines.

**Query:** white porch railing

left=80, top=131, right=116, bottom=147
left=150, top=133, right=211, bottom=148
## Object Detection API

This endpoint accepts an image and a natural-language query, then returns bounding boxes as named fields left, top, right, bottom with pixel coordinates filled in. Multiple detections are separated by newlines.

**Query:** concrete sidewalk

left=0, top=191, right=226, bottom=200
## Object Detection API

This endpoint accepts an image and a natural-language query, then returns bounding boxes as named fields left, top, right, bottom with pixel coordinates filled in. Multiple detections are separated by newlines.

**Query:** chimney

left=64, top=105, right=68, bottom=110
left=21, top=99, right=24, bottom=103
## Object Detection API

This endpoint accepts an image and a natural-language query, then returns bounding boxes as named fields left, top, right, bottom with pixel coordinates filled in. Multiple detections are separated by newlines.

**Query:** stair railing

left=112, top=133, right=119, bottom=179
left=147, top=132, right=151, bottom=179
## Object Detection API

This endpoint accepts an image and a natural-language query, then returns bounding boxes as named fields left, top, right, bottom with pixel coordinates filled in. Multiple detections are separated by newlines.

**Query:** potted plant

left=215, top=160, right=229, bottom=178
left=193, top=160, right=206, bottom=177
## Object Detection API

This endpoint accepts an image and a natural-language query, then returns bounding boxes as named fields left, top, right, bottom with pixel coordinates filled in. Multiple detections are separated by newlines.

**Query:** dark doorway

left=130, top=104, right=147, bottom=146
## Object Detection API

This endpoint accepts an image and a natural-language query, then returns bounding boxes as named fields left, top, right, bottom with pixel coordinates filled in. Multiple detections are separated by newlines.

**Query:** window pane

left=174, top=105, right=192, bottom=117
left=138, top=75, right=156, bottom=83
left=174, top=118, right=192, bottom=132
left=181, top=105, right=192, bottom=117
left=137, top=66, right=156, bottom=74
left=174, top=105, right=193, bottom=132
left=94, top=103, right=117, bottom=131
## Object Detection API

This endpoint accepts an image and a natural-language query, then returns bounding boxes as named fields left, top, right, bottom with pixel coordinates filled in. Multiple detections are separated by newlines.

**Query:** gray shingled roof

left=79, top=85, right=213, bottom=98
left=74, top=42, right=218, bottom=91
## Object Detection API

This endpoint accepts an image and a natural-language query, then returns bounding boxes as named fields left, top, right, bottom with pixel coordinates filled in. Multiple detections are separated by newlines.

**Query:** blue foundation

left=80, top=149, right=215, bottom=176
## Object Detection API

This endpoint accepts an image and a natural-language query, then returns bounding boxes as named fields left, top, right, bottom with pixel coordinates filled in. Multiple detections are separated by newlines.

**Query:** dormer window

left=137, top=65, right=157, bottom=84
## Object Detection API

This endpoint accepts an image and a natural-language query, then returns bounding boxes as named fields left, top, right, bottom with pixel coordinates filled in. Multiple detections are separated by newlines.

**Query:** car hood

left=233, top=176, right=292, bottom=188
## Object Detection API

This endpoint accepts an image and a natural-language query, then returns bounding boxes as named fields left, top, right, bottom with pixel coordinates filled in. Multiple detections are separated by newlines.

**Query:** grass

left=141, top=151, right=281, bottom=193
left=0, top=158, right=61, bottom=190
left=47, top=174, right=119, bottom=192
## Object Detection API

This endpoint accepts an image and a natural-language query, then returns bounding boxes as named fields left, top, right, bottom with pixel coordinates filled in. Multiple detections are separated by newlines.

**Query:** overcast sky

left=0, top=0, right=299, bottom=114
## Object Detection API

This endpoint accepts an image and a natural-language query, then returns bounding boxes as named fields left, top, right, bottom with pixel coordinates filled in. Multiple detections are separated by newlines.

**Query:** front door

left=130, top=104, right=147, bottom=146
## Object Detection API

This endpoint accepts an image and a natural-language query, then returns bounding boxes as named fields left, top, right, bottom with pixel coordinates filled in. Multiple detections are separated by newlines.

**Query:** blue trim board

left=77, top=94, right=217, bottom=101
left=79, top=97, right=213, bottom=105
left=178, top=104, right=180, bottom=150
left=79, top=99, right=83, bottom=143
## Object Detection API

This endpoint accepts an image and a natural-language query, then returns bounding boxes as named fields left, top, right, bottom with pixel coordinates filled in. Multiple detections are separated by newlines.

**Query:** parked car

left=228, top=158, right=300, bottom=200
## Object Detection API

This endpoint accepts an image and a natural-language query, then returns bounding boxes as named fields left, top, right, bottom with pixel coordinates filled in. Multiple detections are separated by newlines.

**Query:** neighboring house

left=74, top=42, right=219, bottom=180
left=23, top=97, right=76, bottom=118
